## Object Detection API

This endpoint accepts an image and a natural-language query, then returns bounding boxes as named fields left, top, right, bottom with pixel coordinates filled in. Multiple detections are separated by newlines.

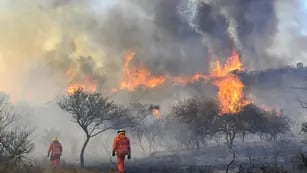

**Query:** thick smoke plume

left=1, top=0, right=306, bottom=104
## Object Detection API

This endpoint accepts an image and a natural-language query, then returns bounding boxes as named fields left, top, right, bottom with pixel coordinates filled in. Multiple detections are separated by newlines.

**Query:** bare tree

left=171, top=97, right=289, bottom=150
left=262, top=111, right=290, bottom=142
left=128, top=102, right=161, bottom=154
left=0, top=93, right=34, bottom=172
left=57, top=88, right=129, bottom=168
left=216, top=115, right=242, bottom=149
left=172, top=98, right=219, bottom=150
left=215, top=104, right=262, bottom=149
left=237, top=104, right=266, bottom=142
left=1, top=127, right=34, bottom=161
left=216, top=104, right=289, bottom=149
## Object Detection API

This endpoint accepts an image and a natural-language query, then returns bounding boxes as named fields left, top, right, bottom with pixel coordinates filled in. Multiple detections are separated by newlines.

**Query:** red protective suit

left=48, top=141, right=63, bottom=167
left=112, top=133, right=131, bottom=173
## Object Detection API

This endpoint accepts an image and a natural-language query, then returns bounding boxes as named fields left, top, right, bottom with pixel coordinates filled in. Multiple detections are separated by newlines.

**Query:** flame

left=66, top=82, right=97, bottom=95
left=191, top=73, right=209, bottom=82
left=62, top=50, right=255, bottom=116
left=64, top=50, right=252, bottom=116
left=172, top=73, right=209, bottom=85
left=116, top=50, right=251, bottom=116
left=117, top=50, right=209, bottom=91
left=65, top=69, right=98, bottom=95
left=119, top=51, right=166, bottom=91
left=210, top=51, right=252, bottom=114
left=210, top=51, right=243, bottom=77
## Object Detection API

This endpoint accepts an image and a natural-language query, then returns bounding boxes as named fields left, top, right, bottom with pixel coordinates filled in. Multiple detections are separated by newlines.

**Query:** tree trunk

left=151, top=135, right=157, bottom=152
left=137, top=135, right=145, bottom=153
left=149, top=140, right=152, bottom=153
left=242, top=131, right=246, bottom=142
left=229, top=132, right=236, bottom=150
left=80, top=136, right=90, bottom=168
left=226, top=131, right=236, bottom=150
left=196, top=139, right=200, bottom=151
left=137, top=131, right=146, bottom=153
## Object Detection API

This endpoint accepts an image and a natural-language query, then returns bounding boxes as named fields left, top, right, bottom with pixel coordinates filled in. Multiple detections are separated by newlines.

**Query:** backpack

left=117, top=136, right=129, bottom=155
left=52, top=143, right=62, bottom=158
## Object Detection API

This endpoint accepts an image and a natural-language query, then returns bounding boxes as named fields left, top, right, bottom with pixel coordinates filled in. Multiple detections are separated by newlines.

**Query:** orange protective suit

left=112, top=133, right=131, bottom=173
left=48, top=141, right=63, bottom=167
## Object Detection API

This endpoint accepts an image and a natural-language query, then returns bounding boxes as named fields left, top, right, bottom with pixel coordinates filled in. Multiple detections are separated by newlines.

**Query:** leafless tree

left=145, top=119, right=162, bottom=153
left=172, top=98, right=219, bottom=150
left=0, top=93, right=34, bottom=172
left=128, top=102, right=163, bottom=154
left=57, top=88, right=131, bottom=168
left=216, top=115, right=243, bottom=150
left=215, top=104, right=264, bottom=149
left=127, top=102, right=149, bottom=153
left=171, top=97, right=289, bottom=150
left=237, top=104, right=266, bottom=142
left=263, top=112, right=290, bottom=142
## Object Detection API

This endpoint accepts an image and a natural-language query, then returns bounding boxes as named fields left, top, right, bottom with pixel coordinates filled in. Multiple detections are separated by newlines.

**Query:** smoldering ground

left=1, top=0, right=307, bottom=171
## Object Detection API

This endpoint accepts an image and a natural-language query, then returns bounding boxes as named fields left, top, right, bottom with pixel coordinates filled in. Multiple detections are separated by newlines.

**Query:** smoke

left=269, top=0, right=307, bottom=65
left=179, top=0, right=281, bottom=70
left=0, top=0, right=305, bottom=104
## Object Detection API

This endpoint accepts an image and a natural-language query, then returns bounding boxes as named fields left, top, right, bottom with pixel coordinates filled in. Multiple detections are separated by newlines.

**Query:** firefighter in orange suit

left=112, top=129, right=131, bottom=173
left=47, top=136, right=63, bottom=167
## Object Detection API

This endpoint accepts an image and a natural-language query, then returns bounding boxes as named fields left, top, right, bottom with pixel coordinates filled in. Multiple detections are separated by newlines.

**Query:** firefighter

left=112, top=129, right=131, bottom=173
left=47, top=136, right=63, bottom=167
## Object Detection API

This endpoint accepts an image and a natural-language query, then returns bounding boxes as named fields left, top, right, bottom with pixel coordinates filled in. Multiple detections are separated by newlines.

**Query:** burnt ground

left=85, top=141, right=307, bottom=173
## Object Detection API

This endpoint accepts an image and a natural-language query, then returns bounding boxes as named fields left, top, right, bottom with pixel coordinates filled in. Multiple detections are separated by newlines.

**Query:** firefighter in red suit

left=112, top=129, right=131, bottom=173
left=47, top=136, right=63, bottom=167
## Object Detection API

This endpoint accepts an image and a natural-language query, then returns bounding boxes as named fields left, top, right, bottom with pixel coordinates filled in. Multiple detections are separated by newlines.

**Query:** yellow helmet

left=52, top=136, right=58, bottom=141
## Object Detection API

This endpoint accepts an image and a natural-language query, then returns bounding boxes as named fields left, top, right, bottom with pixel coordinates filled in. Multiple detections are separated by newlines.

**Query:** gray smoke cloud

left=179, top=0, right=281, bottom=69
left=1, top=0, right=306, bottom=103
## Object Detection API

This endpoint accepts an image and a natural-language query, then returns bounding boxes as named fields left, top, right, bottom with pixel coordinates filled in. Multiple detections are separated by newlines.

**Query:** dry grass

left=38, top=167, right=110, bottom=173
left=0, top=162, right=115, bottom=173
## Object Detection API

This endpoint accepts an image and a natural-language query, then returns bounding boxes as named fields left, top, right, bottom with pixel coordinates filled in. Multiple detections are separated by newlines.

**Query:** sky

left=301, top=0, right=307, bottom=34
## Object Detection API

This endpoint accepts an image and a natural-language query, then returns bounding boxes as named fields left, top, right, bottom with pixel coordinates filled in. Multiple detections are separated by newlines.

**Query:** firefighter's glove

left=112, top=152, right=115, bottom=157
left=128, top=154, right=131, bottom=160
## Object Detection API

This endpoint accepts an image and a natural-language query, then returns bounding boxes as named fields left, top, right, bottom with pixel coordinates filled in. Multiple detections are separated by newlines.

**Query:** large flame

left=119, top=51, right=166, bottom=91
left=210, top=51, right=252, bottom=114
left=64, top=50, right=252, bottom=115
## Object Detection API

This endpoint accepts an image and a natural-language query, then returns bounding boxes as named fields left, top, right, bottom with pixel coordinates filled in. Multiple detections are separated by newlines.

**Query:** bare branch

left=91, top=127, right=113, bottom=137
left=0, top=93, right=34, bottom=163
